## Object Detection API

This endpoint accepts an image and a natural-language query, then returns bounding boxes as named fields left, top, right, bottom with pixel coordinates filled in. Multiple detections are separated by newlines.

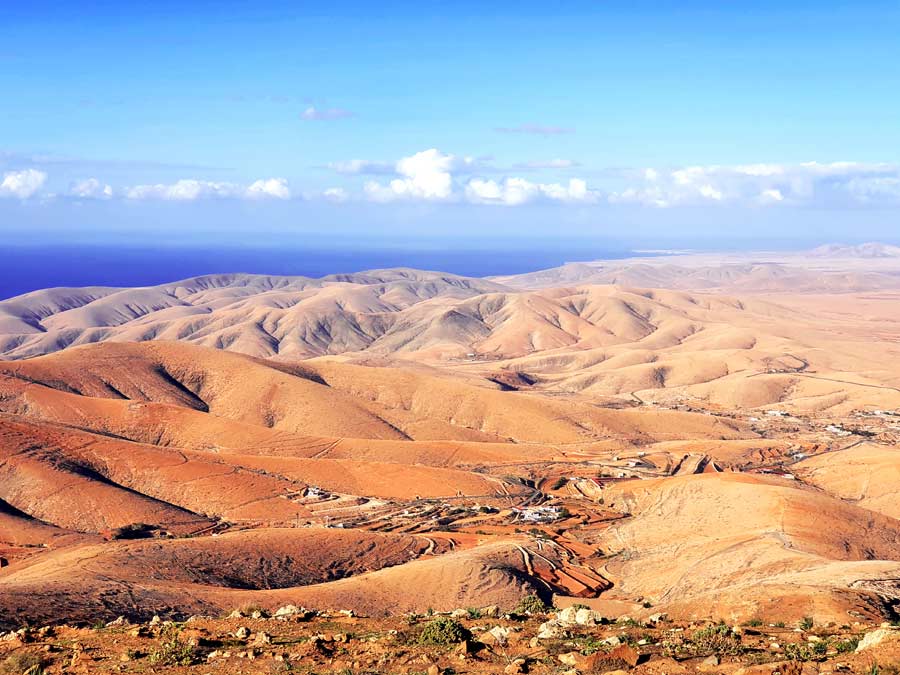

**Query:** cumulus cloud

left=125, top=178, right=290, bottom=201
left=364, top=149, right=458, bottom=202
left=0, top=168, right=47, bottom=199
left=607, top=161, right=900, bottom=208
left=301, top=106, right=354, bottom=121
left=359, top=148, right=596, bottom=205
left=246, top=177, right=290, bottom=200
left=466, top=177, right=595, bottom=206
left=69, top=178, right=113, bottom=199
left=323, top=187, right=349, bottom=202
left=494, top=123, right=574, bottom=135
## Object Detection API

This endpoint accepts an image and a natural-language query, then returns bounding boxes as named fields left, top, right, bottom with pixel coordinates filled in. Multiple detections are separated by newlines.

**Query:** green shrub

left=689, top=624, right=743, bottom=657
left=148, top=626, right=197, bottom=666
left=515, top=594, right=549, bottom=615
left=799, top=616, right=814, bottom=631
left=418, top=617, right=471, bottom=646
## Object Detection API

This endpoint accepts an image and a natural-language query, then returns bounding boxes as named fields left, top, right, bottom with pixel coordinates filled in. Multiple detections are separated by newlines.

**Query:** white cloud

left=301, top=106, right=354, bottom=121
left=361, top=148, right=594, bottom=205
left=125, top=178, right=290, bottom=201
left=246, top=178, right=290, bottom=200
left=608, top=162, right=900, bottom=208
left=69, top=178, right=113, bottom=199
left=0, top=169, right=47, bottom=199
left=323, top=187, right=349, bottom=202
left=466, top=177, right=595, bottom=206
left=364, top=148, right=457, bottom=202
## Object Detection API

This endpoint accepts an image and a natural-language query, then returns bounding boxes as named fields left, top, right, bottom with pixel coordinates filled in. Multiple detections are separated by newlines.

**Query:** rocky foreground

left=2, top=601, right=898, bottom=675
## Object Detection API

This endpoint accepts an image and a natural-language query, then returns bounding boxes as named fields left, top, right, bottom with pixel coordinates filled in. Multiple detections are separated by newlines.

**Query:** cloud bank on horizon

left=3, top=153, right=899, bottom=210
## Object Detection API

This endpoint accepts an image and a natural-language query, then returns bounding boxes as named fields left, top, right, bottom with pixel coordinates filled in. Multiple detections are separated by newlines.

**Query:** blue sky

left=2, top=0, right=899, bottom=247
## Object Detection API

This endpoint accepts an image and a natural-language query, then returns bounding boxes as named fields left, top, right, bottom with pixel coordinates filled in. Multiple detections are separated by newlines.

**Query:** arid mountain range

left=1, top=246, right=899, bottom=641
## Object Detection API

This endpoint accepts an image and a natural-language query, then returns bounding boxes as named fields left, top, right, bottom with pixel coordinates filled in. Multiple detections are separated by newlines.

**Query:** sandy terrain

left=1, top=248, right=899, bottom=642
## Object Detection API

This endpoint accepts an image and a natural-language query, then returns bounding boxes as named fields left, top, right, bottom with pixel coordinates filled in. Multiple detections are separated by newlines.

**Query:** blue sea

left=0, top=243, right=639, bottom=300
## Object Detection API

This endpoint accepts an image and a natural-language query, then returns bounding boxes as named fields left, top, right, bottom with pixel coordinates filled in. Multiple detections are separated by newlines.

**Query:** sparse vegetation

left=515, top=594, right=550, bottom=615
left=148, top=626, right=198, bottom=666
left=0, top=652, right=45, bottom=675
left=799, top=616, right=814, bottom=630
left=417, top=617, right=471, bottom=645
left=668, top=623, right=743, bottom=657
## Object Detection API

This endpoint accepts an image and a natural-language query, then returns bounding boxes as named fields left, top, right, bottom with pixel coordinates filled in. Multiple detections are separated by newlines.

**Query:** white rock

left=856, top=628, right=897, bottom=652
left=536, top=620, right=565, bottom=639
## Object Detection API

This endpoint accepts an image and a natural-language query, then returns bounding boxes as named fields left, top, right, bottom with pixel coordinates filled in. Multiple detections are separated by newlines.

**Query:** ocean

left=0, top=243, right=637, bottom=300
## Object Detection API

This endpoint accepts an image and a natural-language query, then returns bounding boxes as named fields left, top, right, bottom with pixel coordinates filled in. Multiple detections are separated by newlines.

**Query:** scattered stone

left=234, top=626, right=251, bottom=639
left=149, top=615, right=161, bottom=626
left=702, top=654, right=720, bottom=667
left=252, top=631, right=271, bottom=646
left=648, top=612, right=668, bottom=624
left=536, top=620, right=565, bottom=639
left=450, top=608, right=469, bottom=618
left=482, top=605, right=501, bottom=618
left=856, top=627, right=897, bottom=652
left=480, top=625, right=512, bottom=646
left=557, top=606, right=579, bottom=626
left=106, top=616, right=128, bottom=627
left=575, top=607, right=603, bottom=625
left=227, top=609, right=244, bottom=619
left=504, top=657, right=527, bottom=674
left=558, top=651, right=580, bottom=666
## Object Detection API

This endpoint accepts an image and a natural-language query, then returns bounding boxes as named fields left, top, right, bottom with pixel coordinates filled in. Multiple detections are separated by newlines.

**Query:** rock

left=557, top=607, right=579, bottom=626
left=575, top=608, right=603, bottom=626
left=450, top=608, right=469, bottom=618
left=332, top=633, right=348, bottom=643
left=252, top=631, right=271, bottom=646
left=234, top=626, right=251, bottom=639
left=149, top=615, right=161, bottom=626
left=480, top=625, right=512, bottom=646
left=274, top=605, right=300, bottom=617
left=482, top=605, right=501, bottom=618
left=504, top=657, right=527, bottom=674
left=206, top=650, right=221, bottom=660
left=250, top=609, right=266, bottom=619
left=106, top=616, right=128, bottom=627
left=647, top=612, right=668, bottom=624
left=558, top=651, right=580, bottom=666
left=426, top=665, right=440, bottom=675
left=856, top=628, right=897, bottom=652
left=700, top=654, right=720, bottom=670
left=603, top=635, right=622, bottom=647
left=227, top=609, right=244, bottom=618
left=608, top=644, right=640, bottom=667
left=536, top=620, right=565, bottom=639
